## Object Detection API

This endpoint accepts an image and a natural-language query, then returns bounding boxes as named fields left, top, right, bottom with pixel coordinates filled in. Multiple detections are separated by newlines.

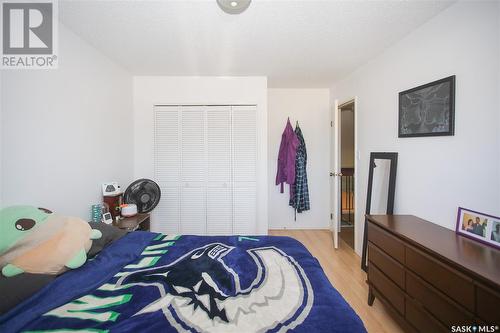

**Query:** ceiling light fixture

left=217, top=0, right=251, bottom=15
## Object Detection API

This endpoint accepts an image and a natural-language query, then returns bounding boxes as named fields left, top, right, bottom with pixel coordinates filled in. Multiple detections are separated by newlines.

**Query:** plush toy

left=0, top=206, right=102, bottom=277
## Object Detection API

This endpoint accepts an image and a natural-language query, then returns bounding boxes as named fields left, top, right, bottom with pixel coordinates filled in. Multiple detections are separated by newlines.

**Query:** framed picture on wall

left=456, top=207, right=500, bottom=250
left=398, top=75, right=455, bottom=137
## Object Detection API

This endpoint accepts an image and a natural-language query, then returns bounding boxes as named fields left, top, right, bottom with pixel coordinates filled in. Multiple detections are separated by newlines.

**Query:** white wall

left=331, top=1, right=500, bottom=255
left=1, top=24, right=133, bottom=219
left=268, top=89, right=330, bottom=229
left=133, top=76, right=268, bottom=234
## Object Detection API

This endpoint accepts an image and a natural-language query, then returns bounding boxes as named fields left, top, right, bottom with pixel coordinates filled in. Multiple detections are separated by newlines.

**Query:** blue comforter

left=0, top=232, right=366, bottom=333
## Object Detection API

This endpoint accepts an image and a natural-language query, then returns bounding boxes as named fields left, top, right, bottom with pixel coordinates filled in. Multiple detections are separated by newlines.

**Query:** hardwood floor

left=269, top=229, right=404, bottom=333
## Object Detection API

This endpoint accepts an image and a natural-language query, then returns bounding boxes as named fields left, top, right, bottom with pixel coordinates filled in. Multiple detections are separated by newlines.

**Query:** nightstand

left=112, top=213, right=150, bottom=232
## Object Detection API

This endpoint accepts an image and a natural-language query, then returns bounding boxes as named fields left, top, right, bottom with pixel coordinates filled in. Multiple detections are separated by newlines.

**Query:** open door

left=331, top=99, right=356, bottom=250
left=330, top=101, right=341, bottom=249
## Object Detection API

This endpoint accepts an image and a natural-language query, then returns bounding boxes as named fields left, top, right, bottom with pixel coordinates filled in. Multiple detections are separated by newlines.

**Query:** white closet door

left=180, top=106, right=206, bottom=234
left=154, top=104, right=258, bottom=236
left=232, top=106, right=257, bottom=234
left=206, top=106, right=232, bottom=235
left=153, top=106, right=181, bottom=234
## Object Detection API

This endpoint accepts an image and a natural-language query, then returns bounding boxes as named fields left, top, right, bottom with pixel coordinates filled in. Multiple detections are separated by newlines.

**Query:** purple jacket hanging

left=276, top=118, right=299, bottom=193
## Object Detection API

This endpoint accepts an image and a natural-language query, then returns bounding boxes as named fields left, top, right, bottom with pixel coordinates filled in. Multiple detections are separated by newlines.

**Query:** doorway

left=330, top=99, right=356, bottom=250
left=339, top=102, right=355, bottom=249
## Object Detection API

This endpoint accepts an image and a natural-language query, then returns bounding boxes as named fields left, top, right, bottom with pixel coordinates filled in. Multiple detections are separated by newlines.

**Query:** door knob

left=330, top=172, right=343, bottom=177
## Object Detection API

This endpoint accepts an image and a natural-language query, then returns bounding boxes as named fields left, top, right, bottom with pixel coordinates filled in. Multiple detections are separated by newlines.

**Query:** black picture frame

left=398, top=75, right=455, bottom=138
left=361, top=152, right=398, bottom=272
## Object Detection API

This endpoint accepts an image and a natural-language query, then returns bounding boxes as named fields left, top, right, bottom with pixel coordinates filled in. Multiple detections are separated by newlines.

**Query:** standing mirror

left=361, top=152, right=398, bottom=272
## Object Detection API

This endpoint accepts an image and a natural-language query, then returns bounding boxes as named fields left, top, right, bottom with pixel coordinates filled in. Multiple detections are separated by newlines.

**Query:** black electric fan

left=123, top=179, right=161, bottom=213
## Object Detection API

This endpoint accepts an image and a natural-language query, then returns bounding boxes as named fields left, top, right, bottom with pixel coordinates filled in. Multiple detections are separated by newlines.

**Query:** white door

left=153, top=104, right=258, bottom=235
left=330, top=101, right=341, bottom=248
left=206, top=106, right=233, bottom=235
left=232, top=106, right=257, bottom=234
left=180, top=106, right=206, bottom=234
left=153, top=106, right=181, bottom=234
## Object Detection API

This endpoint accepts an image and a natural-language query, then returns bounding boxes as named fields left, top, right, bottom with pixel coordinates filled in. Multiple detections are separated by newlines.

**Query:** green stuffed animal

left=0, top=206, right=102, bottom=277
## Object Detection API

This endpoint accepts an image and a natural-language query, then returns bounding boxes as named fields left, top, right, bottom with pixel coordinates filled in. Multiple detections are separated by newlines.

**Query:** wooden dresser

left=366, top=215, right=500, bottom=333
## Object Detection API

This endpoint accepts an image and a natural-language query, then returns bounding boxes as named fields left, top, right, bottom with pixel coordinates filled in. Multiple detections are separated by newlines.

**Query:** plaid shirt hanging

left=289, top=124, right=310, bottom=214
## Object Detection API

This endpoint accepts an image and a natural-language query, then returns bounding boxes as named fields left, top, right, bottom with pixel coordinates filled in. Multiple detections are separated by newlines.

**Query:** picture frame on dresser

left=456, top=207, right=500, bottom=250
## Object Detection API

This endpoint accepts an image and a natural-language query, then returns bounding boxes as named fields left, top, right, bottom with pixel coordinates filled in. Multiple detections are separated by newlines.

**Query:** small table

left=113, top=213, right=150, bottom=232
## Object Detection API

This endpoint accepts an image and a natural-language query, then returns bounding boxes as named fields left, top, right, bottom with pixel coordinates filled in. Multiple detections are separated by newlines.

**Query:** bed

left=0, top=231, right=366, bottom=333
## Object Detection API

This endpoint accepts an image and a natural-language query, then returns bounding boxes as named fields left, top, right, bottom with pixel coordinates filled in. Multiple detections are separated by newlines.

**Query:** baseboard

left=268, top=226, right=331, bottom=230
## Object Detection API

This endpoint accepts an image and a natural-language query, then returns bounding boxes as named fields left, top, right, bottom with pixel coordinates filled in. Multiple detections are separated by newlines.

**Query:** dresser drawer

left=405, top=297, right=448, bottom=333
left=368, top=222, right=405, bottom=263
left=369, top=263, right=405, bottom=315
left=368, top=242, right=405, bottom=288
left=476, top=284, right=500, bottom=323
left=405, top=245, right=475, bottom=312
left=406, top=270, right=474, bottom=327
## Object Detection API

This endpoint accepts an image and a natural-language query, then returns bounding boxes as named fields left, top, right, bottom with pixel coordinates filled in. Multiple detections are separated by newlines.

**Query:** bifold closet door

left=180, top=106, right=206, bottom=234
left=153, top=106, right=181, bottom=234
left=232, top=106, right=257, bottom=234
left=154, top=104, right=257, bottom=235
left=206, top=106, right=232, bottom=235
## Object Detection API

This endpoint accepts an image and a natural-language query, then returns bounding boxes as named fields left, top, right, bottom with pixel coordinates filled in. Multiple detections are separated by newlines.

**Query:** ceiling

left=59, top=0, right=454, bottom=87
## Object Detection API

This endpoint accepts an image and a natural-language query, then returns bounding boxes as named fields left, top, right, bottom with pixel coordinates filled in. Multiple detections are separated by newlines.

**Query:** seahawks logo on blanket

left=116, top=243, right=314, bottom=332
